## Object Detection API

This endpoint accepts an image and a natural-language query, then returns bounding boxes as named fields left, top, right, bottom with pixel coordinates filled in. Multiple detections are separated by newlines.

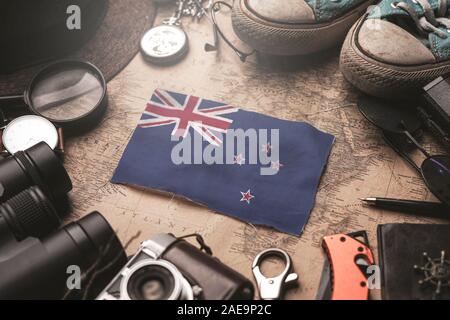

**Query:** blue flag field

left=112, top=89, right=334, bottom=235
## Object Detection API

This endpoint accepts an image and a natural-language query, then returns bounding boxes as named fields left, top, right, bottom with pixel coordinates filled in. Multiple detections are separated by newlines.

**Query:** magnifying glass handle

left=0, top=94, right=24, bottom=103
left=0, top=95, right=28, bottom=119
left=0, top=94, right=25, bottom=109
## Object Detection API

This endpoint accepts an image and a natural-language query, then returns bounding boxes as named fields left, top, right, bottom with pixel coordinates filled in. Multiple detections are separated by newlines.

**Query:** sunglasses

left=358, top=95, right=450, bottom=205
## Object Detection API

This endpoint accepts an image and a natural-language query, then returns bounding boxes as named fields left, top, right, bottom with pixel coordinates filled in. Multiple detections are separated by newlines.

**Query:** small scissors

left=252, top=248, right=298, bottom=300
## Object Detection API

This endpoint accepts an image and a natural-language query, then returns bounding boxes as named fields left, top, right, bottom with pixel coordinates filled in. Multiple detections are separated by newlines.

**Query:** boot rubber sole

left=231, top=0, right=373, bottom=55
left=340, top=15, right=450, bottom=98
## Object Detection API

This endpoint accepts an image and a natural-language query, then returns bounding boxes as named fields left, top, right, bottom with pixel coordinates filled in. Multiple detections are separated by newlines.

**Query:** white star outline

left=271, top=160, right=284, bottom=170
left=261, top=143, right=272, bottom=154
left=234, top=154, right=246, bottom=165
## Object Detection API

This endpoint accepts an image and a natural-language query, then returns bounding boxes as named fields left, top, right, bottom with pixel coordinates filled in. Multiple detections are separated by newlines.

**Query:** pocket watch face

left=2, top=115, right=58, bottom=154
left=140, top=25, right=188, bottom=63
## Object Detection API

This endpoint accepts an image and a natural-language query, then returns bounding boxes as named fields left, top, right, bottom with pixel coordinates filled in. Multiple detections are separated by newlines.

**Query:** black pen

left=360, top=197, right=450, bottom=220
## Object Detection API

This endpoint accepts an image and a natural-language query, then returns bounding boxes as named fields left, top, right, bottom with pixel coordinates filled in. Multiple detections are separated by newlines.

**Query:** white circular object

left=2, top=115, right=58, bottom=154
left=140, top=25, right=188, bottom=64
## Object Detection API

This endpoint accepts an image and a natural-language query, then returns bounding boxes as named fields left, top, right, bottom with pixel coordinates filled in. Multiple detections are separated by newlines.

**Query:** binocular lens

left=0, top=142, right=72, bottom=202
left=0, top=186, right=60, bottom=240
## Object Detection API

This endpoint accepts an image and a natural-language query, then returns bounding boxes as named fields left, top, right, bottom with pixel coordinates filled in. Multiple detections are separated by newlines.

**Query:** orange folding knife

left=316, top=231, right=375, bottom=300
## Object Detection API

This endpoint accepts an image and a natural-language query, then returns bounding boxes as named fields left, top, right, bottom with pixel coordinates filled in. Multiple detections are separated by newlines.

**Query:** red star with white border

left=240, top=189, right=255, bottom=204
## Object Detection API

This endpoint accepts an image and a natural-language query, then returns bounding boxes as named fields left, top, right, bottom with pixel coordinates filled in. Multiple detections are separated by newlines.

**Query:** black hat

left=0, top=0, right=156, bottom=95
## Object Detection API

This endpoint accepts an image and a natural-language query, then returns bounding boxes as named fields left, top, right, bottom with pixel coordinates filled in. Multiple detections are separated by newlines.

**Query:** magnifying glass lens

left=30, top=66, right=104, bottom=121
left=422, top=155, right=450, bottom=205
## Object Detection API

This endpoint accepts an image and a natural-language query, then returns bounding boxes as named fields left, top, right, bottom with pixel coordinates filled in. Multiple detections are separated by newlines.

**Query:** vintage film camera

left=0, top=142, right=126, bottom=299
left=97, top=233, right=255, bottom=300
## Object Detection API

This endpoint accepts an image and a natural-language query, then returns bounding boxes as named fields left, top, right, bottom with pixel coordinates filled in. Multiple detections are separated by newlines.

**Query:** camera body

left=98, top=233, right=254, bottom=300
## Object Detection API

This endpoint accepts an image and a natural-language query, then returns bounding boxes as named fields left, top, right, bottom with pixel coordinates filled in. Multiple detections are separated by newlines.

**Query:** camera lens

left=127, top=265, right=176, bottom=300
left=0, top=142, right=72, bottom=202
left=140, top=279, right=165, bottom=300
left=124, top=260, right=194, bottom=300
left=0, top=186, right=60, bottom=240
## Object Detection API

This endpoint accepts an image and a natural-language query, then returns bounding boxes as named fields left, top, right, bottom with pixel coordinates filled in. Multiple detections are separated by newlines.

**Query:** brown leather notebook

left=378, top=224, right=450, bottom=300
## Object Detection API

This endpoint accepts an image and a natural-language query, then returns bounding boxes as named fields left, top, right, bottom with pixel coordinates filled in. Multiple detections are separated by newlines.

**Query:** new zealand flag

left=112, top=89, right=334, bottom=235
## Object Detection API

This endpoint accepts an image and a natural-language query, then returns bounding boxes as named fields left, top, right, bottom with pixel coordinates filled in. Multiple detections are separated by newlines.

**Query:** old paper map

left=64, top=5, right=445, bottom=299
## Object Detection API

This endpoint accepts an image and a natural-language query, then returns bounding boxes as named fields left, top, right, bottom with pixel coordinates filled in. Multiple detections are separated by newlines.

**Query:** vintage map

left=64, top=4, right=445, bottom=299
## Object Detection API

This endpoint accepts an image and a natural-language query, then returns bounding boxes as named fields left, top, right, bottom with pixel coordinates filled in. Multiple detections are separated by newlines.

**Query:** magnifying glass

left=0, top=60, right=107, bottom=135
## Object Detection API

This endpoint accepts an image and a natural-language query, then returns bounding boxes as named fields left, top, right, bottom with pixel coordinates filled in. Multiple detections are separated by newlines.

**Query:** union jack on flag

left=139, top=89, right=239, bottom=146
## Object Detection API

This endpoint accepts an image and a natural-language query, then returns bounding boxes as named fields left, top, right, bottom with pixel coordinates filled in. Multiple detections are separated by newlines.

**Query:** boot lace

left=393, top=0, right=450, bottom=38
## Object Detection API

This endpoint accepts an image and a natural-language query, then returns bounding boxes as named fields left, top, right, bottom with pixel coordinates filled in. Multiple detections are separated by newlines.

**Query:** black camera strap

left=179, top=234, right=213, bottom=256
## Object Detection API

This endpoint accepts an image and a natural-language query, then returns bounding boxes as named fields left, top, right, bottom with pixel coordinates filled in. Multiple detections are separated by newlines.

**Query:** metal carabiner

left=252, top=248, right=298, bottom=300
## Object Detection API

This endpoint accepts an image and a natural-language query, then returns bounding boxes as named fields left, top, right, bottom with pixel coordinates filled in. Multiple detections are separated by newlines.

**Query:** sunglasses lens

left=383, top=130, right=417, bottom=153
left=358, top=95, right=421, bottom=133
left=422, top=155, right=450, bottom=204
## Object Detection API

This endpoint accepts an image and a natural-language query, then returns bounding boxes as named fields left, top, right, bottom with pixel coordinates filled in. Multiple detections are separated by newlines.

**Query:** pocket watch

left=140, top=0, right=189, bottom=65
left=140, top=22, right=189, bottom=65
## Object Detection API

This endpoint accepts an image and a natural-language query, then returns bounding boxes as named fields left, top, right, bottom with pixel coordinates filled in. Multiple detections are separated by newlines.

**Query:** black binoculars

left=0, top=142, right=126, bottom=299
